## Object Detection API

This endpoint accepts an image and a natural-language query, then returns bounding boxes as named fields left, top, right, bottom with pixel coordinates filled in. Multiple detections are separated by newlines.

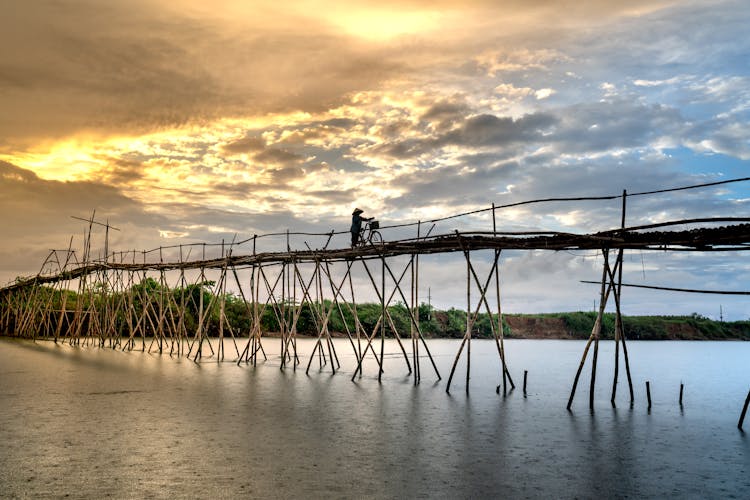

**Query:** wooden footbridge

left=2, top=180, right=750, bottom=412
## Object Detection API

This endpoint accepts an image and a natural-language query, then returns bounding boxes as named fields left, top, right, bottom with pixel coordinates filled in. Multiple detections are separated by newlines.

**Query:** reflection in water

left=1, top=338, right=749, bottom=498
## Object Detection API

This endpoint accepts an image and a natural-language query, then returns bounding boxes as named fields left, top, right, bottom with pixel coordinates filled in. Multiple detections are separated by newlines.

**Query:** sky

left=1, top=0, right=749, bottom=319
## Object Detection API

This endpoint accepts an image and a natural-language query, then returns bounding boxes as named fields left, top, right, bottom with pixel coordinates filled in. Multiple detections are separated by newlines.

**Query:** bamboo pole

left=618, top=191, right=635, bottom=404
left=589, top=249, right=610, bottom=409
left=291, top=258, right=299, bottom=368
left=349, top=260, right=365, bottom=379
left=413, top=221, right=420, bottom=384
left=233, top=265, right=261, bottom=365
left=355, top=259, right=413, bottom=376
left=492, top=203, right=509, bottom=394
left=319, top=260, right=340, bottom=372
left=349, top=279, right=388, bottom=379
left=322, top=261, right=359, bottom=357
left=612, top=189, right=626, bottom=405
left=738, top=389, right=750, bottom=430
left=466, top=251, right=471, bottom=393
left=567, top=249, right=612, bottom=410
left=379, top=254, right=385, bottom=383
left=362, top=254, right=440, bottom=380
left=447, top=241, right=501, bottom=393
left=409, top=248, right=419, bottom=385
left=304, top=261, right=335, bottom=375
left=446, top=247, right=474, bottom=394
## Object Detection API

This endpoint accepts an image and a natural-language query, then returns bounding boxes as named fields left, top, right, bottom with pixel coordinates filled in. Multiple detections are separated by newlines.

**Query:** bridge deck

left=3, top=220, right=749, bottom=292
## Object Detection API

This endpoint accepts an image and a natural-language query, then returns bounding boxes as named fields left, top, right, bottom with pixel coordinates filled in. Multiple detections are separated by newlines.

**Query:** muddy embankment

left=502, top=313, right=750, bottom=340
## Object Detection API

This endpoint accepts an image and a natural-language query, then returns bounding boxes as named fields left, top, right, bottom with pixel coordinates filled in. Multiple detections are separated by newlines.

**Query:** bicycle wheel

left=369, top=230, right=383, bottom=245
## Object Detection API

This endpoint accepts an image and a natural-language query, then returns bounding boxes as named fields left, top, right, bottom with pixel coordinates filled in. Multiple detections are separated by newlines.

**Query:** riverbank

left=183, top=312, right=750, bottom=341
left=500, top=312, right=750, bottom=340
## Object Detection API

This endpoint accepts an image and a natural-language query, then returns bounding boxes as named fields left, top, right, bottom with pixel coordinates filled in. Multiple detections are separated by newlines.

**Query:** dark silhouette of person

left=350, top=208, right=373, bottom=246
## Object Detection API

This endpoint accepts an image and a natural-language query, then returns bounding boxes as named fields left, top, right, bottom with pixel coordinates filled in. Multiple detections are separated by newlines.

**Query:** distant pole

left=646, top=381, right=652, bottom=411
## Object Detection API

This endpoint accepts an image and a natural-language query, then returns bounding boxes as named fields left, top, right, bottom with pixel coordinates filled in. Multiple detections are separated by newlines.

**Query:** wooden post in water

left=492, top=203, right=514, bottom=394
left=379, top=255, right=385, bottom=383
left=567, top=249, right=611, bottom=410
left=616, top=190, right=635, bottom=405
left=523, top=370, right=528, bottom=397
left=611, top=190, right=626, bottom=406
left=465, top=250, right=471, bottom=393
left=589, top=249, right=610, bottom=409
left=679, top=383, right=684, bottom=406
left=323, top=261, right=358, bottom=364
left=738, top=389, right=750, bottom=430
left=251, top=235, right=263, bottom=365
left=355, top=256, right=413, bottom=377
left=349, top=262, right=364, bottom=379
left=195, top=246, right=206, bottom=360
left=446, top=245, right=471, bottom=394
left=369, top=250, right=438, bottom=379
left=411, top=222, right=419, bottom=385
left=448, top=240, right=501, bottom=393
left=646, top=381, right=652, bottom=410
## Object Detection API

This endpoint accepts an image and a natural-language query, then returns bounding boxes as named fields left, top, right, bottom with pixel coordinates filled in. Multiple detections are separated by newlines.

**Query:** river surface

left=1, top=336, right=749, bottom=499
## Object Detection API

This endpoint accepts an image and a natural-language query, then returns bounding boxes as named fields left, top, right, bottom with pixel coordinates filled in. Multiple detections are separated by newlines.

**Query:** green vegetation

left=507, top=311, right=750, bottom=341
left=5, top=282, right=749, bottom=340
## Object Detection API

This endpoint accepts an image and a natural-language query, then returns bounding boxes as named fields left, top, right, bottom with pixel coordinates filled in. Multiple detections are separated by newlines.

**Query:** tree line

left=10, top=279, right=749, bottom=340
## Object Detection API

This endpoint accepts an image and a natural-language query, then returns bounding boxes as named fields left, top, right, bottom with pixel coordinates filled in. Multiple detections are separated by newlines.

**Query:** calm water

left=1, top=337, right=748, bottom=499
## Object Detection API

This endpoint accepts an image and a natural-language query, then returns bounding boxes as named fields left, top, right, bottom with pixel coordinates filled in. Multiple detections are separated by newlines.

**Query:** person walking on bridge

left=350, top=208, right=373, bottom=247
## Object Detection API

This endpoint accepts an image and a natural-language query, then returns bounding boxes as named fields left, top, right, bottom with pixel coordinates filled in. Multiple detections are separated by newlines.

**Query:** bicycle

left=358, top=220, right=383, bottom=246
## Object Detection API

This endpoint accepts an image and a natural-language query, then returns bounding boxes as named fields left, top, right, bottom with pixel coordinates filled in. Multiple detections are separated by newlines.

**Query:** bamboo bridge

left=2, top=181, right=750, bottom=415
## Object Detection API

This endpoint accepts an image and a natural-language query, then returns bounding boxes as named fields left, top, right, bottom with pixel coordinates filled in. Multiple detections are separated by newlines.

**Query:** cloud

left=549, top=100, right=684, bottom=154
left=0, top=1, right=407, bottom=148
left=364, top=110, right=558, bottom=160
left=221, top=137, right=266, bottom=155
left=254, top=148, right=305, bottom=166
left=0, top=160, right=162, bottom=280
left=476, top=48, right=568, bottom=76
left=0, top=0, right=691, bottom=150
left=534, top=88, right=555, bottom=100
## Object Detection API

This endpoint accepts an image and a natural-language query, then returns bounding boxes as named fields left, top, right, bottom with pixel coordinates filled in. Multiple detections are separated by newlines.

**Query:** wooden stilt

left=379, top=256, right=385, bottom=383
left=679, top=383, right=684, bottom=406
left=738, top=389, right=750, bottom=430
left=612, top=190, right=627, bottom=406
left=567, top=250, right=613, bottom=410
left=413, top=221, right=421, bottom=384
left=589, top=251, right=606, bottom=409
